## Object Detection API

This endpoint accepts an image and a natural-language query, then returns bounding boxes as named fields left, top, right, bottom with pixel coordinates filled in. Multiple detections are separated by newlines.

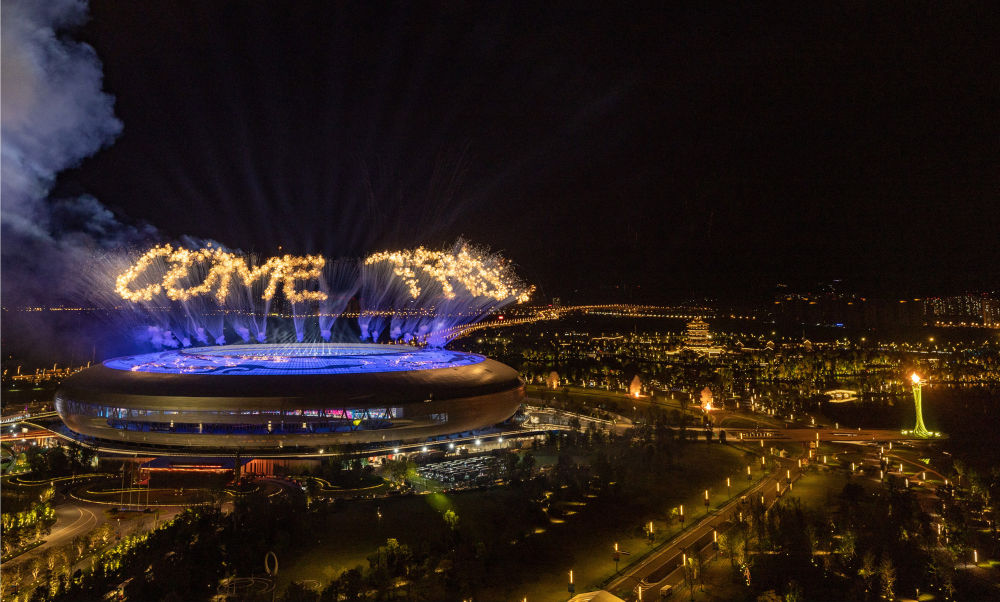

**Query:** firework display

left=112, top=240, right=533, bottom=348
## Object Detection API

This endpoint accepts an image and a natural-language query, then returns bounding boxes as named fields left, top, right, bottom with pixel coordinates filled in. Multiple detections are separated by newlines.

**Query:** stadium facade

left=55, top=344, right=524, bottom=450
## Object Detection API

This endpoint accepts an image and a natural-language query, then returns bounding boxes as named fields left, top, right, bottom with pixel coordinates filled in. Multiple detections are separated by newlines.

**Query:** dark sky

left=56, top=1, right=1000, bottom=302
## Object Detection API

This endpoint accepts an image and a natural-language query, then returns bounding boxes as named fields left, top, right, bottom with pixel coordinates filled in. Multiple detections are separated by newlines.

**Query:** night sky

left=54, top=2, right=1000, bottom=302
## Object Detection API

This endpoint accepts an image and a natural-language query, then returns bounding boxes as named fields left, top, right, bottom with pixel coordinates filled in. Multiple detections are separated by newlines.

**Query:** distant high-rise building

left=983, top=297, right=1000, bottom=327
left=552, top=297, right=562, bottom=309
left=924, top=293, right=994, bottom=327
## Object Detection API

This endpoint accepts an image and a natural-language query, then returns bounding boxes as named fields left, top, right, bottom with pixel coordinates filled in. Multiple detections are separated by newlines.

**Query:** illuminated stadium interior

left=103, top=344, right=485, bottom=376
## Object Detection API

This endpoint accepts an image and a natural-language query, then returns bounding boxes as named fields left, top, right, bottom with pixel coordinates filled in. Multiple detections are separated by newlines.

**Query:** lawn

left=277, top=443, right=753, bottom=601
left=276, top=489, right=507, bottom=587
left=784, top=468, right=850, bottom=509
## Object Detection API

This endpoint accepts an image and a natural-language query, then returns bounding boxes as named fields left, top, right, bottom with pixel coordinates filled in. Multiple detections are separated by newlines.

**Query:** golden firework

left=116, top=245, right=327, bottom=303
left=364, top=244, right=534, bottom=303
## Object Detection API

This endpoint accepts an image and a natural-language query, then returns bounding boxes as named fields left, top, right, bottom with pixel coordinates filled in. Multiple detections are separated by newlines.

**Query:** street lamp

left=683, top=552, right=695, bottom=602
left=704, top=489, right=710, bottom=513
left=568, top=570, right=574, bottom=595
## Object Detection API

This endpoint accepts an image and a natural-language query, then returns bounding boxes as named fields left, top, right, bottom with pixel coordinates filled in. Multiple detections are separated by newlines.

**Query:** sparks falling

left=113, top=240, right=533, bottom=348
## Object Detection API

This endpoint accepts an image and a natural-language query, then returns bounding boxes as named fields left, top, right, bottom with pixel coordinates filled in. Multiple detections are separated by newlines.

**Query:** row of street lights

left=566, top=451, right=796, bottom=600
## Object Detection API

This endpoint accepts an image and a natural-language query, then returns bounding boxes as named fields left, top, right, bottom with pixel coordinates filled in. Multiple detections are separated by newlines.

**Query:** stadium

left=54, top=344, right=524, bottom=451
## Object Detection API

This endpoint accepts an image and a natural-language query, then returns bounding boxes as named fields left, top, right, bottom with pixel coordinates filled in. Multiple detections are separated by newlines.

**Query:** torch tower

left=910, top=373, right=931, bottom=438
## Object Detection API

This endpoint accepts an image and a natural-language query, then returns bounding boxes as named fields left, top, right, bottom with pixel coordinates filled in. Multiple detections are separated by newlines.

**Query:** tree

left=443, top=509, right=459, bottom=532
left=46, top=447, right=69, bottom=476
left=836, top=530, right=856, bottom=562
left=878, top=553, right=896, bottom=600
left=858, top=550, right=877, bottom=597
left=40, top=485, right=55, bottom=504
left=720, top=530, right=745, bottom=569
left=45, top=549, right=65, bottom=574
left=1, top=530, right=20, bottom=556
left=927, top=548, right=955, bottom=598
left=386, top=458, right=416, bottom=487
left=281, top=581, right=319, bottom=602
left=72, top=535, right=88, bottom=561
left=305, top=478, right=322, bottom=506
left=519, top=452, right=536, bottom=477
left=92, top=524, right=113, bottom=548
left=679, top=394, right=690, bottom=433
left=25, top=447, right=47, bottom=475
left=784, top=581, right=804, bottom=602
left=29, top=557, right=44, bottom=581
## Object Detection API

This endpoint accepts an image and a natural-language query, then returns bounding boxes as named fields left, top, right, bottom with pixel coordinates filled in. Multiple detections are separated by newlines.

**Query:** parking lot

left=416, top=455, right=498, bottom=488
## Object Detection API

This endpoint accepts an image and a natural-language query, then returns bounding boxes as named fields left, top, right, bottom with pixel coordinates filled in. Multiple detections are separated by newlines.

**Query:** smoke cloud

left=1, top=0, right=156, bottom=360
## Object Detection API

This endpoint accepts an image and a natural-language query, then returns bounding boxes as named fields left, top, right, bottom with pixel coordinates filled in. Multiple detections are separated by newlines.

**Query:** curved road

left=0, top=500, right=106, bottom=570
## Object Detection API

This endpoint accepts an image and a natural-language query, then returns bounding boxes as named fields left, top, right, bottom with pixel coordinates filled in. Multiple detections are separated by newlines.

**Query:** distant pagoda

left=685, top=318, right=712, bottom=349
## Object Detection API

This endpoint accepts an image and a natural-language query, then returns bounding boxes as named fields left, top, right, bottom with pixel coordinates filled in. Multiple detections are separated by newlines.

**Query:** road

left=1, top=478, right=180, bottom=574
left=608, top=435, right=945, bottom=600
left=606, top=454, right=805, bottom=599
left=720, top=426, right=918, bottom=443
left=0, top=500, right=105, bottom=570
